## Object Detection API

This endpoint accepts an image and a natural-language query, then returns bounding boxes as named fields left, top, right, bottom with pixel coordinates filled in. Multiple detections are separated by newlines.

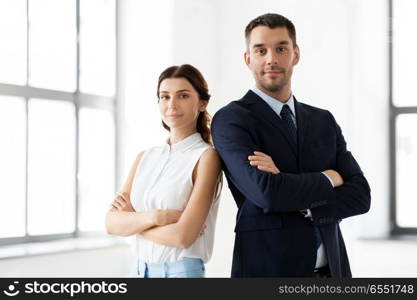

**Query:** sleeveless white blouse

left=130, top=133, right=221, bottom=263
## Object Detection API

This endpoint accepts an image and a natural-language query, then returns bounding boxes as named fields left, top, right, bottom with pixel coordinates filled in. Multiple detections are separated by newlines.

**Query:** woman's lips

left=167, top=114, right=183, bottom=118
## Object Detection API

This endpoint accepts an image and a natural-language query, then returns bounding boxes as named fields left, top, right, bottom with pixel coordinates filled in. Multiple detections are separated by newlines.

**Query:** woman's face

left=158, top=77, right=206, bottom=131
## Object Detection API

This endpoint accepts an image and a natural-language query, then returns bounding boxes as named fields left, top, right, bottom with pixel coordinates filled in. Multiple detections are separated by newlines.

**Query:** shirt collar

left=164, top=132, right=203, bottom=153
left=251, top=86, right=296, bottom=118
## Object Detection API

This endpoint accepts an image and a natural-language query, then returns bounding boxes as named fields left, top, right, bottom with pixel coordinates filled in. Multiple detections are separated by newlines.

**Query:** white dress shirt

left=251, top=87, right=329, bottom=268
left=130, top=132, right=221, bottom=263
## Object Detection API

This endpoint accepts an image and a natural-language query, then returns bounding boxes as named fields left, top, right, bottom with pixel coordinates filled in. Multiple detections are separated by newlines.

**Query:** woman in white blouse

left=105, top=64, right=222, bottom=278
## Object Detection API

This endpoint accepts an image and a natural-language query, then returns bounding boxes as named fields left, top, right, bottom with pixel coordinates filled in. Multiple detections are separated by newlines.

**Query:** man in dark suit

left=211, top=13, right=371, bottom=277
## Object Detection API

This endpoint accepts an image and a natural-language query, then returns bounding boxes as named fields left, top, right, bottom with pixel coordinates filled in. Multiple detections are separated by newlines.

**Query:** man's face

left=244, top=26, right=300, bottom=94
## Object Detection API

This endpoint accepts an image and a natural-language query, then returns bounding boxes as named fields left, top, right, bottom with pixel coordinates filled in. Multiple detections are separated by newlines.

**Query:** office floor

left=204, top=237, right=417, bottom=277
left=348, top=238, right=417, bottom=277
left=0, top=238, right=416, bottom=277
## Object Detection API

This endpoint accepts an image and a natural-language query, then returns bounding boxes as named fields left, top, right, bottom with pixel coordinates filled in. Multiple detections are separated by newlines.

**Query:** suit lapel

left=241, top=90, right=298, bottom=155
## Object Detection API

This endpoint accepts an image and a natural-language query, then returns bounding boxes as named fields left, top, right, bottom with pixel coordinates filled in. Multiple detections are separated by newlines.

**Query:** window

left=27, top=99, right=76, bottom=235
left=78, top=108, right=115, bottom=231
left=0, top=97, right=26, bottom=238
left=391, top=0, right=417, bottom=232
left=79, top=0, right=116, bottom=96
left=0, top=0, right=117, bottom=245
left=29, top=0, right=77, bottom=91
left=0, top=0, right=26, bottom=85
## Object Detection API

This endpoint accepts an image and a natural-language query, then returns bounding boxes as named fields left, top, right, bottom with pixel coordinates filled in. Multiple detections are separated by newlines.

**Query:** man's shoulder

left=213, top=96, right=253, bottom=121
left=298, top=100, right=327, bottom=113
left=297, top=100, right=333, bottom=119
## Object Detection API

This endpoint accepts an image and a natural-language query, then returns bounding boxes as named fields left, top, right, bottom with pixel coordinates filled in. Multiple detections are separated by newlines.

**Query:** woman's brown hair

left=157, top=64, right=212, bottom=145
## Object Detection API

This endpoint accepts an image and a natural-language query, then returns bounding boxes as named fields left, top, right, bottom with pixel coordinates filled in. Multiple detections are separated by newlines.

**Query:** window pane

left=396, top=114, right=417, bottom=227
left=79, top=0, right=116, bottom=96
left=27, top=99, right=76, bottom=235
left=0, top=0, right=27, bottom=85
left=393, top=0, right=417, bottom=106
left=78, top=108, right=115, bottom=231
left=0, top=97, right=26, bottom=238
left=29, top=0, right=76, bottom=91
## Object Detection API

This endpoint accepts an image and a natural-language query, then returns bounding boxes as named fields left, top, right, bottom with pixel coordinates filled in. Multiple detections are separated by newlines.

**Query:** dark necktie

left=280, top=104, right=297, bottom=144
left=280, top=104, right=322, bottom=251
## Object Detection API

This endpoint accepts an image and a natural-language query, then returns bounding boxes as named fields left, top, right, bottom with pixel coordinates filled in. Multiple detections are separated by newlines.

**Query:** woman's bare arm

left=105, top=151, right=182, bottom=236
left=140, top=149, right=222, bottom=248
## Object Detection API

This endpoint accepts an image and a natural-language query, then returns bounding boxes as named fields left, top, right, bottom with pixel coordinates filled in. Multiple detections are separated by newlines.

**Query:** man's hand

left=248, top=151, right=280, bottom=174
left=322, top=169, right=344, bottom=187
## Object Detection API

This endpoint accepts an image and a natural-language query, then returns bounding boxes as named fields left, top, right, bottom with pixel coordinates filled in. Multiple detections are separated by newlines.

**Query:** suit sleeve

left=310, top=112, right=371, bottom=225
left=211, top=108, right=335, bottom=213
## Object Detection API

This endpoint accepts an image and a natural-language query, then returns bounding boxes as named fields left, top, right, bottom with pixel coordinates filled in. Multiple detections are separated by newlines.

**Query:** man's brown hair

left=245, top=13, right=297, bottom=49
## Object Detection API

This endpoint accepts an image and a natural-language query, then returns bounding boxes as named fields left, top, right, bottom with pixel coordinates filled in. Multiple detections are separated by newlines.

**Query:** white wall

left=117, top=0, right=175, bottom=185
left=0, top=0, right=391, bottom=278
left=347, top=0, right=390, bottom=239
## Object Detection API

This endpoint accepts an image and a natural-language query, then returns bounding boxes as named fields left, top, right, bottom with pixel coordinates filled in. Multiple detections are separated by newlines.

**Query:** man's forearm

left=226, top=167, right=335, bottom=213
left=311, top=173, right=371, bottom=225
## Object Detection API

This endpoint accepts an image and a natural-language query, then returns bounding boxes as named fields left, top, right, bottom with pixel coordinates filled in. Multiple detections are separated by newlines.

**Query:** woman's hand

left=110, top=192, right=135, bottom=212
left=199, top=224, right=207, bottom=236
left=152, top=209, right=183, bottom=226
left=110, top=193, right=182, bottom=226
left=248, top=151, right=280, bottom=174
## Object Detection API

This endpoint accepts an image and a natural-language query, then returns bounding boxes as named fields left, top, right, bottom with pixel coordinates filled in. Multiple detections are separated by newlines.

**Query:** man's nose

left=266, top=51, right=278, bottom=65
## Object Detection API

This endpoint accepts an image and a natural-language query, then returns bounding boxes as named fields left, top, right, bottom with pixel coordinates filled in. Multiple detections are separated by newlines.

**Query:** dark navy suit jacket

left=211, top=90, right=371, bottom=277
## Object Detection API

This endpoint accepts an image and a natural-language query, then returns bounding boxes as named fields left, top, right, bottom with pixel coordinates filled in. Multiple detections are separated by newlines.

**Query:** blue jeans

left=135, top=258, right=205, bottom=278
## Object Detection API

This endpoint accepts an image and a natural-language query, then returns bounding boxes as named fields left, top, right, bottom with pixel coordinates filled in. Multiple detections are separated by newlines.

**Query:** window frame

left=390, top=0, right=417, bottom=235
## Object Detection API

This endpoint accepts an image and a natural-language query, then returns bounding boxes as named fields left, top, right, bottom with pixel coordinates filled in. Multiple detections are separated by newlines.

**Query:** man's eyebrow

left=276, top=41, right=290, bottom=45
left=252, top=43, right=265, bottom=48
left=252, top=41, right=290, bottom=48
